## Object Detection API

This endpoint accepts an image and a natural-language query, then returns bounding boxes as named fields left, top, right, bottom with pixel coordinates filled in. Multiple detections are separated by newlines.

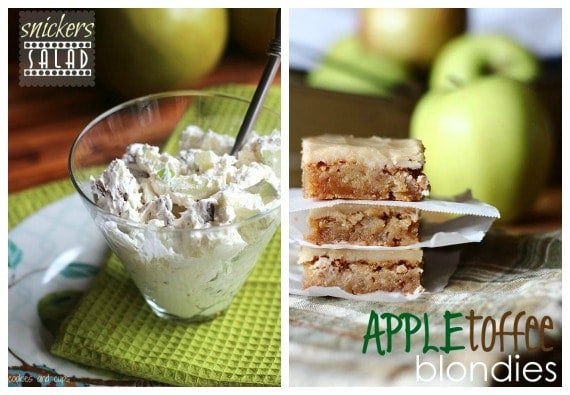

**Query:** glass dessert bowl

left=69, top=91, right=281, bottom=323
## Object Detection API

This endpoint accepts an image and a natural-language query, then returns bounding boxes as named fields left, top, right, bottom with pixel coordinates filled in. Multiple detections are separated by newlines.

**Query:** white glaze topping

left=302, top=134, right=425, bottom=169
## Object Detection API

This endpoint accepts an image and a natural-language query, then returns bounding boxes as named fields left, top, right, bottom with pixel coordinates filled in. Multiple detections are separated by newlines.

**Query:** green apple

left=96, top=9, right=229, bottom=98
left=430, top=34, right=540, bottom=90
left=410, top=35, right=552, bottom=223
left=360, top=8, right=466, bottom=70
left=306, top=35, right=412, bottom=97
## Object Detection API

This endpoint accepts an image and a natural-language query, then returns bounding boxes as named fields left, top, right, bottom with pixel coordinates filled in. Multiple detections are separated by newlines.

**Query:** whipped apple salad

left=90, top=126, right=281, bottom=322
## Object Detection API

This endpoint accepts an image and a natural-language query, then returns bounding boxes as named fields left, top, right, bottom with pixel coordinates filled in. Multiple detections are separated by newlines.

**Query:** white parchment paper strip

left=289, top=188, right=500, bottom=250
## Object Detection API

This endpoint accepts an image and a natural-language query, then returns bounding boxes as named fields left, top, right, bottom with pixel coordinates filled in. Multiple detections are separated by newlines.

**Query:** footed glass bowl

left=69, top=91, right=281, bottom=323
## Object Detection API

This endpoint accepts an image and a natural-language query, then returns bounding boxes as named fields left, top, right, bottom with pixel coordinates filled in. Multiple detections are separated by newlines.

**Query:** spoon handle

left=231, top=9, right=281, bottom=156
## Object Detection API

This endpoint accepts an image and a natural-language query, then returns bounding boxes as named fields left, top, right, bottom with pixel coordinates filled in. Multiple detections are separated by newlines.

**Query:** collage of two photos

left=7, top=7, right=563, bottom=388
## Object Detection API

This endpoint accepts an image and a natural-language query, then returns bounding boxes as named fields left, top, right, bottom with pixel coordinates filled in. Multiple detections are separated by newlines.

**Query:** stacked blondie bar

left=298, top=134, right=430, bottom=294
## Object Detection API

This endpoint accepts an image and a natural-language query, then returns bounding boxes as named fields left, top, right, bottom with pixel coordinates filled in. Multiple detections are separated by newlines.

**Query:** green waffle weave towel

left=47, top=84, right=282, bottom=386
left=51, top=234, right=281, bottom=386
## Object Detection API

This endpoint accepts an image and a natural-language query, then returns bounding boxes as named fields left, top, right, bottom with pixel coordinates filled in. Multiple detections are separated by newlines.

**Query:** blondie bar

left=301, top=134, right=430, bottom=201
left=299, top=247, right=424, bottom=294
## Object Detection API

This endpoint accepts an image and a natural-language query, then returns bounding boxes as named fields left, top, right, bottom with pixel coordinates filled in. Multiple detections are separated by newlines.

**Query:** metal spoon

left=230, top=9, right=281, bottom=156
